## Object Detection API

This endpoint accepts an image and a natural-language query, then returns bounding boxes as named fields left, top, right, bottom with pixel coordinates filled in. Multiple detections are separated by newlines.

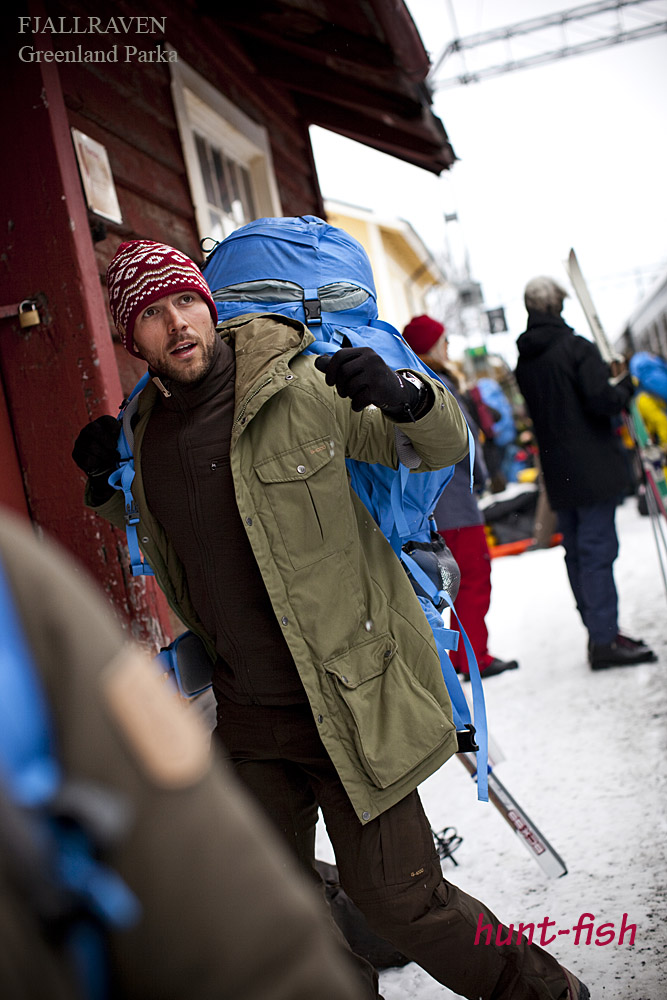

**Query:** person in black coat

left=515, top=276, right=656, bottom=669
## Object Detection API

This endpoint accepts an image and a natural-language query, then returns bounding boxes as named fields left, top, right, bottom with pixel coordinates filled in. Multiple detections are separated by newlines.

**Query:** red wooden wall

left=0, top=0, right=325, bottom=646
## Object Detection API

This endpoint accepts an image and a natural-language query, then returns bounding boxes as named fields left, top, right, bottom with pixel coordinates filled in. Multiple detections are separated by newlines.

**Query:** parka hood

left=516, top=312, right=573, bottom=361
left=219, top=311, right=314, bottom=395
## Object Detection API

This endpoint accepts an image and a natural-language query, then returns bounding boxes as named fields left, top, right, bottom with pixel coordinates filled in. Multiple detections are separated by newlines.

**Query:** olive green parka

left=92, top=313, right=470, bottom=823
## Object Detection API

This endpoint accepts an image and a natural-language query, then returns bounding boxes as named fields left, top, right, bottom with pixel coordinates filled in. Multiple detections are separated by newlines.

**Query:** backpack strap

left=400, top=551, right=489, bottom=803
left=304, top=336, right=488, bottom=800
left=107, top=373, right=155, bottom=577
left=0, top=559, right=140, bottom=998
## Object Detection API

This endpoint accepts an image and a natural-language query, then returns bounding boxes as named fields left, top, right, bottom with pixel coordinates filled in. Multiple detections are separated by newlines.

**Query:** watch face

left=401, top=371, right=422, bottom=390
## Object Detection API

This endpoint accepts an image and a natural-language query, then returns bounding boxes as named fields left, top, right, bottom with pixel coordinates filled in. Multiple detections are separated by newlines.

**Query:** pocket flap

left=324, top=635, right=397, bottom=688
left=255, top=437, right=334, bottom=484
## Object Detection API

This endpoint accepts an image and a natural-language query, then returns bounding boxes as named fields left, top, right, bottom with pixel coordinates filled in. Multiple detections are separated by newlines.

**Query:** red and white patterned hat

left=106, top=240, right=218, bottom=356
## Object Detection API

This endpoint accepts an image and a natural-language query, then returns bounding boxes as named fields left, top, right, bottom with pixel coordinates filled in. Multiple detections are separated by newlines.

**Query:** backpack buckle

left=456, top=724, right=479, bottom=753
left=303, top=297, right=322, bottom=324
left=124, top=501, right=140, bottom=526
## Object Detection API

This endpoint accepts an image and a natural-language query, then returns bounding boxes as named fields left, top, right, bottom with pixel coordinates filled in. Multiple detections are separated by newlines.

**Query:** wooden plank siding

left=46, top=1, right=324, bottom=401
left=57, top=3, right=323, bottom=260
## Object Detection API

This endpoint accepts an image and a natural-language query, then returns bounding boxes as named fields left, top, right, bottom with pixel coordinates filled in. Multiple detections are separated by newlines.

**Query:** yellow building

left=324, top=200, right=447, bottom=333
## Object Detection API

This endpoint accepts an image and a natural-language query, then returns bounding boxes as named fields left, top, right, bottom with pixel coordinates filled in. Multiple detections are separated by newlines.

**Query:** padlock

left=18, top=300, right=40, bottom=328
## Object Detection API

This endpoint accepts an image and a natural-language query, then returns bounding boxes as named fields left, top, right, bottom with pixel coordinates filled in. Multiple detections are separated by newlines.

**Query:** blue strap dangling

left=400, top=550, right=489, bottom=803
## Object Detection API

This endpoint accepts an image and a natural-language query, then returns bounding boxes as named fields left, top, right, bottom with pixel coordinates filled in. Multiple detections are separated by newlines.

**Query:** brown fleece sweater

left=141, top=335, right=306, bottom=705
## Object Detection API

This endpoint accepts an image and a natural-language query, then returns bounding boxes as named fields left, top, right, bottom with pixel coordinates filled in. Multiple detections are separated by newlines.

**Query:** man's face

left=132, top=291, right=217, bottom=384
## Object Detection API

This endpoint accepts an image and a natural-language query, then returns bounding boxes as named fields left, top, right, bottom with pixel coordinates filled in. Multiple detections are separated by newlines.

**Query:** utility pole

left=429, top=0, right=667, bottom=89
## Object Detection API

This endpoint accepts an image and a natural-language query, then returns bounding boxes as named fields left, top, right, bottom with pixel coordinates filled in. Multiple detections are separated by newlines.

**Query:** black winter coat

left=515, top=312, right=634, bottom=510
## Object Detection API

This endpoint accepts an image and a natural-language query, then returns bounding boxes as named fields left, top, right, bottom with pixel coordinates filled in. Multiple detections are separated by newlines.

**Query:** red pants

left=440, top=524, right=493, bottom=673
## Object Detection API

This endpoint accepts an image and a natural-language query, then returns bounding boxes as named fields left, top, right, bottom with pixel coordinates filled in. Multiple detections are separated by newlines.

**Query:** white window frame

left=169, top=50, right=282, bottom=248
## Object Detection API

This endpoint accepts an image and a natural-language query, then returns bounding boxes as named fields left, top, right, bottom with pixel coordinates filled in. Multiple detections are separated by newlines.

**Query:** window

left=170, top=52, right=282, bottom=247
left=194, top=133, right=257, bottom=240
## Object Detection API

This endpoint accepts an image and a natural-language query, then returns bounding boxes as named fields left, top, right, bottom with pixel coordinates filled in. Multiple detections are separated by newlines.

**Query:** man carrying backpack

left=73, top=239, right=589, bottom=1000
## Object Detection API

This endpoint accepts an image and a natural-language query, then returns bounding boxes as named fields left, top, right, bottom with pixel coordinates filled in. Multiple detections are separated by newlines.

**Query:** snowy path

left=316, top=498, right=667, bottom=999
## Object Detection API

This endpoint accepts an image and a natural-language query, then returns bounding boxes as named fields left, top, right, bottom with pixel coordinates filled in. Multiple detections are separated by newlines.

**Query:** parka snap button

left=141, top=537, right=149, bottom=543
left=362, top=811, right=371, bottom=822
left=285, top=373, right=294, bottom=380
left=245, top=517, right=253, bottom=526
left=297, top=465, right=306, bottom=474
left=340, top=675, right=348, bottom=684
left=384, top=649, right=392, bottom=658
left=281, top=616, right=289, bottom=626
left=317, top=714, right=323, bottom=724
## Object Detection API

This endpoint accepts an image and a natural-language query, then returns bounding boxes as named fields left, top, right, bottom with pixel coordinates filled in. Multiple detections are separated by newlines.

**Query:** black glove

left=314, top=347, right=431, bottom=419
left=72, top=415, right=120, bottom=476
left=72, top=415, right=120, bottom=504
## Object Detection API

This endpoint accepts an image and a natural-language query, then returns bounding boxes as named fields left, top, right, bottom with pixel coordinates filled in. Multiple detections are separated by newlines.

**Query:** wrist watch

left=390, top=369, right=429, bottom=420
left=396, top=369, right=425, bottom=393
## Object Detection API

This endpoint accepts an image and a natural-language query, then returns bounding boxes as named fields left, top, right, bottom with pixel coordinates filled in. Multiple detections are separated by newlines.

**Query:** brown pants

left=215, top=700, right=570, bottom=1000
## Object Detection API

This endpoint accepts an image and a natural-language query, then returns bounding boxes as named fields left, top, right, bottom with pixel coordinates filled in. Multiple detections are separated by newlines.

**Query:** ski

left=458, top=753, right=568, bottom=879
left=563, top=248, right=622, bottom=364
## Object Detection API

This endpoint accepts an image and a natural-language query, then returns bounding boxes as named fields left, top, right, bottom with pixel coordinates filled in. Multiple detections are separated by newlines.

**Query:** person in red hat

left=403, top=315, right=519, bottom=679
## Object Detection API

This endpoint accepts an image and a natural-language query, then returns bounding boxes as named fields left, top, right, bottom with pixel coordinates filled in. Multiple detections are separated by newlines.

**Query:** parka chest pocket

left=254, top=437, right=350, bottom=569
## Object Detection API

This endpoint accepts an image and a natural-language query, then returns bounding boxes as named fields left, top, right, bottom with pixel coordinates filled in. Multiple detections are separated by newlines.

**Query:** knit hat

left=106, top=240, right=218, bottom=355
left=402, top=315, right=445, bottom=356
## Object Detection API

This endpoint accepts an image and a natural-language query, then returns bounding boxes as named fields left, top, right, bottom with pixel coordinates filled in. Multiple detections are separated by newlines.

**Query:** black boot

left=481, top=656, right=519, bottom=678
left=589, top=634, right=657, bottom=670
left=461, top=657, right=519, bottom=681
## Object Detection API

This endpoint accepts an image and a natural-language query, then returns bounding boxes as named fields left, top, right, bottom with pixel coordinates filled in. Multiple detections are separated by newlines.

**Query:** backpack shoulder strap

left=107, top=373, right=155, bottom=577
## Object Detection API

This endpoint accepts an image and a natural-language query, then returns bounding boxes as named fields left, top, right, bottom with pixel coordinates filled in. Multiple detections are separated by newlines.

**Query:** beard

left=142, top=323, right=218, bottom=385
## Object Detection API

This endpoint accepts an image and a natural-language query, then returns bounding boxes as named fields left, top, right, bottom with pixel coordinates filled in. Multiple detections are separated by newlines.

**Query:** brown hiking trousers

left=215, top=700, right=571, bottom=1000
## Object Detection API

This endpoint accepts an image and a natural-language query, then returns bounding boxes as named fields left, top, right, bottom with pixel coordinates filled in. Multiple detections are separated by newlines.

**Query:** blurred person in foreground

left=0, top=506, right=367, bottom=1000
left=514, top=277, right=656, bottom=670
left=403, top=315, right=519, bottom=680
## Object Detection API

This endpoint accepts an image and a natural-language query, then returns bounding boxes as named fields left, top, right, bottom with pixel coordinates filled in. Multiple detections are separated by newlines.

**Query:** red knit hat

left=402, top=315, right=445, bottom=356
left=106, top=240, right=218, bottom=356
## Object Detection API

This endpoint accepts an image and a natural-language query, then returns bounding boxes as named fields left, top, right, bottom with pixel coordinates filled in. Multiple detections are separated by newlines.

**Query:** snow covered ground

left=316, top=497, right=667, bottom=1000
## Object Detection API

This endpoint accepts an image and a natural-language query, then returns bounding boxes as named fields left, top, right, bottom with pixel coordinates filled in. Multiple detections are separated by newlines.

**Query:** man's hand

left=314, top=347, right=430, bottom=418
left=72, top=415, right=120, bottom=477
left=610, top=357, right=628, bottom=380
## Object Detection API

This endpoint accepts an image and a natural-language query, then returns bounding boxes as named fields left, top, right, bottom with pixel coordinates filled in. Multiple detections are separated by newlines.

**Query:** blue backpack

left=0, top=558, right=140, bottom=999
left=111, top=216, right=488, bottom=800
left=476, top=377, right=516, bottom=448
left=629, top=351, right=667, bottom=403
